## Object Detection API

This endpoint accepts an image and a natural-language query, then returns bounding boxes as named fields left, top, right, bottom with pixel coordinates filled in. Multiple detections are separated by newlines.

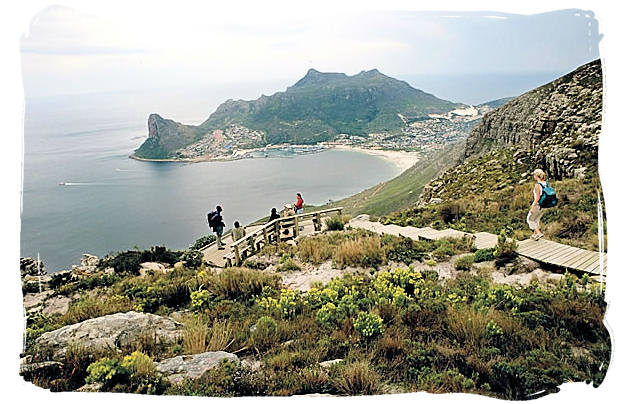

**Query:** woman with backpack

left=527, top=168, right=557, bottom=240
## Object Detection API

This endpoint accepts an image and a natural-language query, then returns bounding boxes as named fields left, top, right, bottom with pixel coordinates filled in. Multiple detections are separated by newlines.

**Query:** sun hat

left=285, top=203, right=292, bottom=209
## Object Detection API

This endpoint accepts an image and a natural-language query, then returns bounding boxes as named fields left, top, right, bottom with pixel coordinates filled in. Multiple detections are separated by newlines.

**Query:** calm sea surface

left=21, top=90, right=401, bottom=272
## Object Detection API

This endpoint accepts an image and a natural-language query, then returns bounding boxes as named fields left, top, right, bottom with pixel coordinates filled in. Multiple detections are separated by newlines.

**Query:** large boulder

left=155, top=351, right=239, bottom=384
left=34, top=311, right=183, bottom=361
left=71, top=254, right=101, bottom=275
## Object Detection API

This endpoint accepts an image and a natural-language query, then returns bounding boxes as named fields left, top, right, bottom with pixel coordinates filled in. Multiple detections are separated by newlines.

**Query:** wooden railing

left=226, top=207, right=343, bottom=267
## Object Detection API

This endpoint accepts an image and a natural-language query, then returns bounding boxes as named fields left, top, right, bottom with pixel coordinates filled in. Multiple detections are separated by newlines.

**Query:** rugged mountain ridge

left=463, top=59, right=602, bottom=180
left=134, top=69, right=461, bottom=159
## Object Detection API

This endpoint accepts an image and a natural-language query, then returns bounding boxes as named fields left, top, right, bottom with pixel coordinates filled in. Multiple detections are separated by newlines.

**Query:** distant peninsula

left=133, top=69, right=510, bottom=161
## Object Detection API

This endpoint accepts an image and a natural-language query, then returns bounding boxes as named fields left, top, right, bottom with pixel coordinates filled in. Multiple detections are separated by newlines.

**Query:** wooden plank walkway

left=200, top=218, right=322, bottom=268
left=349, top=215, right=606, bottom=277
left=200, top=225, right=262, bottom=268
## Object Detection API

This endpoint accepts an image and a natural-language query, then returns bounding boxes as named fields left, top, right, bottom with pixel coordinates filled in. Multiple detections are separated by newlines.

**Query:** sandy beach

left=333, top=145, right=419, bottom=172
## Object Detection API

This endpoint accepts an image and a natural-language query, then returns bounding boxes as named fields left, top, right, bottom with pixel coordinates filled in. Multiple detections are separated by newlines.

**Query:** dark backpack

left=538, top=182, right=558, bottom=208
left=207, top=210, right=217, bottom=228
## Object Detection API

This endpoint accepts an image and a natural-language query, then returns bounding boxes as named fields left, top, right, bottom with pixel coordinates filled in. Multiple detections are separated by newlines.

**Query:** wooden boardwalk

left=201, top=208, right=342, bottom=268
left=200, top=225, right=262, bottom=268
left=349, top=215, right=606, bottom=277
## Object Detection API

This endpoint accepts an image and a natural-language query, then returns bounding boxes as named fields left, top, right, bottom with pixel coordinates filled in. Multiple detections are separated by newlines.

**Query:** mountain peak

left=292, top=68, right=347, bottom=88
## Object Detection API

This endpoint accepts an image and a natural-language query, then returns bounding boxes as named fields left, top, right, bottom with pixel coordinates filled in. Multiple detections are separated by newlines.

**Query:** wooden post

left=249, top=235, right=255, bottom=254
left=234, top=245, right=241, bottom=266
left=294, top=215, right=299, bottom=237
left=275, top=221, right=281, bottom=243
left=314, top=212, right=321, bottom=231
left=226, top=256, right=232, bottom=268
left=263, top=227, right=269, bottom=245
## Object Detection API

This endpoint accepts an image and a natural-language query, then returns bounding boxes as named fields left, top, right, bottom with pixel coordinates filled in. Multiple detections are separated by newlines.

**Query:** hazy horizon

left=21, top=7, right=600, bottom=103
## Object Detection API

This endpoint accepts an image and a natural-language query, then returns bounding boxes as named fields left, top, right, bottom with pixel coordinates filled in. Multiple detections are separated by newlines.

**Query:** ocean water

left=21, top=90, right=401, bottom=272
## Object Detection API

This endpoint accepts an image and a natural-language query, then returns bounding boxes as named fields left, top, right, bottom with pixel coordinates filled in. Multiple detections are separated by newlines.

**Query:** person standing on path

left=294, top=193, right=304, bottom=215
left=208, top=205, right=226, bottom=250
left=527, top=169, right=548, bottom=241
left=295, top=193, right=305, bottom=231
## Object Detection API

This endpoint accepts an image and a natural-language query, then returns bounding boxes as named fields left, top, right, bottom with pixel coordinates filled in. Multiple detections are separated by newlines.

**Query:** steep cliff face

left=415, top=59, right=602, bottom=207
left=463, top=59, right=602, bottom=179
left=134, top=114, right=202, bottom=159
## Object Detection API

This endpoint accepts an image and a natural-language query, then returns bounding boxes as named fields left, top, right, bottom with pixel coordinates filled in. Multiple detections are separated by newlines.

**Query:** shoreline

left=331, top=145, right=419, bottom=172
left=130, top=144, right=419, bottom=172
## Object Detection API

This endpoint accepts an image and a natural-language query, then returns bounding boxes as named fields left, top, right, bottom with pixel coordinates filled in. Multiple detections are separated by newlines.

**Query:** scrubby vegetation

left=279, top=229, right=475, bottom=269
left=383, top=148, right=605, bottom=251
left=25, top=262, right=610, bottom=398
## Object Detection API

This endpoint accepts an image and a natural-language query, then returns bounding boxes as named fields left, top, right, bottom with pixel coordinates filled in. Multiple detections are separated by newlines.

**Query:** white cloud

left=20, top=6, right=600, bottom=98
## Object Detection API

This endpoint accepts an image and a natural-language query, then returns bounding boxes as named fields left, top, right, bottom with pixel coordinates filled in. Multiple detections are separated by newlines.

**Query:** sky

left=20, top=5, right=601, bottom=103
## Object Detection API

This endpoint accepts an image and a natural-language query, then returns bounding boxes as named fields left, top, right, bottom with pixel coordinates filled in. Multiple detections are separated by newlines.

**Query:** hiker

left=207, top=205, right=226, bottom=250
left=232, top=221, right=246, bottom=242
left=527, top=168, right=557, bottom=240
left=294, top=193, right=305, bottom=231
left=294, top=193, right=304, bottom=214
left=269, top=207, right=280, bottom=222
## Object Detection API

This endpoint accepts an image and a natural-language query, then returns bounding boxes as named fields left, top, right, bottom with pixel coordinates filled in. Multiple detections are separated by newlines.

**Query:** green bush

left=383, top=235, right=432, bottom=264
left=331, top=360, right=381, bottom=395
left=325, top=217, right=345, bottom=231
left=494, top=229, right=519, bottom=267
left=316, top=302, right=338, bottom=327
left=190, top=289, right=212, bottom=311
left=474, top=248, right=495, bottom=262
left=181, top=250, right=203, bottom=270
left=454, top=255, right=475, bottom=271
left=251, top=316, right=278, bottom=352
left=121, top=351, right=167, bottom=394
left=49, top=271, right=75, bottom=289
left=190, top=235, right=217, bottom=250
left=208, top=268, right=281, bottom=302
left=86, top=358, right=129, bottom=388
left=278, top=256, right=301, bottom=272
left=353, top=311, right=384, bottom=340
left=98, top=251, right=142, bottom=275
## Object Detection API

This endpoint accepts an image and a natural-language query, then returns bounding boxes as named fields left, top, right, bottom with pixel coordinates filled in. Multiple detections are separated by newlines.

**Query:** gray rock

left=241, top=358, right=262, bottom=372
left=319, top=358, right=343, bottom=368
left=139, top=262, right=172, bottom=276
left=23, top=290, right=53, bottom=311
left=156, top=351, right=239, bottom=383
left=429, top=197, right=443, bottom=204
left=19, top=361, right=63, bottom=380
left=41, top=295, right=71, bottom=316
left=574, top=166, right=587, bottom=179
left=77, top=383, right=103, bottom=392
left=20, top=257, right=46, bottom=277
left=34, top=311, right=183, bottom=361
left=81, top=254, right=99, bottom=267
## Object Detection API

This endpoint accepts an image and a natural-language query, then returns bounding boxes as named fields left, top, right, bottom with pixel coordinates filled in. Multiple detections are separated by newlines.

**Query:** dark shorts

left=214, top=225, right=224, bottom=236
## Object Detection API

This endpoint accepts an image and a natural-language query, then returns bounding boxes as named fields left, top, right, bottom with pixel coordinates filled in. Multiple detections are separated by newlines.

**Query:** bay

left=21, top=89, right=401, bottom=272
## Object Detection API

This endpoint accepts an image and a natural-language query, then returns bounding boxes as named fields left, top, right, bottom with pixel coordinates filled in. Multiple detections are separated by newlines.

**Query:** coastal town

left=171, top=104, right=496, bottom=162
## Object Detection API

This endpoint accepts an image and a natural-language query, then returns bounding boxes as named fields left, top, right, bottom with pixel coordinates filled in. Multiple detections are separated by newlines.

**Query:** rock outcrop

left=463, top=59, right=602, bottom=180
left=20, top=257, right=46, bottom=277
left=34, top=311, right=183, bottom=361
left=155, top=351, right=239, bottom=384
left=134, top=114, right=203, bottom=159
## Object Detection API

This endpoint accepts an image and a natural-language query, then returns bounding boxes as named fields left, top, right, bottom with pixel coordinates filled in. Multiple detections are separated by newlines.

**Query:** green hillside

left=334, top=142, right=464, bottom=216
left=134, top=69, right=460, bottom=158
